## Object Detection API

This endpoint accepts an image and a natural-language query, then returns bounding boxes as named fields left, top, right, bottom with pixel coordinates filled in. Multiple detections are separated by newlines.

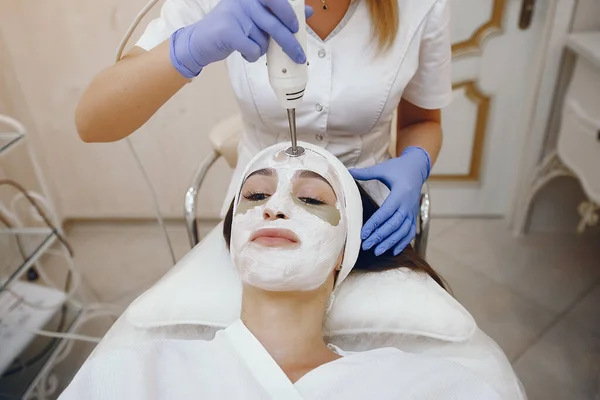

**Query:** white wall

left=0, top=0, right=238, bottom=221
left=526, top=0, right=600, bottom=233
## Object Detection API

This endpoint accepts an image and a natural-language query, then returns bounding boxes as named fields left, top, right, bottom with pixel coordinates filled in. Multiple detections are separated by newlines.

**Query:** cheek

left=231, top=208, right=262, bottom=250
left=297, top=213, right=347, bottom=257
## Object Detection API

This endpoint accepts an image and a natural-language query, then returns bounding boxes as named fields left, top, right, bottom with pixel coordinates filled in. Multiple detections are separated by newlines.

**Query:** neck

left=240, top=284, right=337, bottom=379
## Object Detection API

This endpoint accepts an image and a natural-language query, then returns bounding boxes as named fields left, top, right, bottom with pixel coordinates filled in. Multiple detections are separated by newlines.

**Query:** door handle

left=519, top=0, right=536, bottom=30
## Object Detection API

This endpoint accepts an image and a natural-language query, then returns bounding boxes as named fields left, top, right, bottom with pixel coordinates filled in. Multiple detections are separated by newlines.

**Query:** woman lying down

left=59, top=143, right=501, bottom=399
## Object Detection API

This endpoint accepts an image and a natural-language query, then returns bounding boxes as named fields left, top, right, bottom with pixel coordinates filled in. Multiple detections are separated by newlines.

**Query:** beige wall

left=0, top=0, right=238, bottom=221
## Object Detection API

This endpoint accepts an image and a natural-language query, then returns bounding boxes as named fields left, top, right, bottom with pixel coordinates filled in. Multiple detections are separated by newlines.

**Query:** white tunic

left=135, top=0, right=453, bottom=212
left=59, top=320, right=501, bottom=399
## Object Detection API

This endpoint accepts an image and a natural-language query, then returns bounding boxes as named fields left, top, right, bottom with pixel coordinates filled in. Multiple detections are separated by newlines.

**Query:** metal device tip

left=285, top=145, right=305, bottom=157
left=285, top=108, right=305, bottom=157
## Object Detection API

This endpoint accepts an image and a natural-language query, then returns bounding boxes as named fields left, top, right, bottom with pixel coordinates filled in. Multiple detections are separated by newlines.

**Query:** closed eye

left=243, top=191, right=270, bottom=201
left=298, top=196, right=327, bottom=206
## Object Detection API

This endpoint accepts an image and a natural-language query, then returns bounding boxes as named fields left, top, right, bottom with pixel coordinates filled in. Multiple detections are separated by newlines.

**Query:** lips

left=250, top=228, right=300, bottom=247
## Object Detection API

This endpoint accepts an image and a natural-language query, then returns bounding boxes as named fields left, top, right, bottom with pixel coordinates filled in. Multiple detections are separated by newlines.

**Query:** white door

left=428, top=0, right=557, bottom=216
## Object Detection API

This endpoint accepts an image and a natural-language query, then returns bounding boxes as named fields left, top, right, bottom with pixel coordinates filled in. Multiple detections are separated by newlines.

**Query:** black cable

left=0, top=180, right=74, bottom=378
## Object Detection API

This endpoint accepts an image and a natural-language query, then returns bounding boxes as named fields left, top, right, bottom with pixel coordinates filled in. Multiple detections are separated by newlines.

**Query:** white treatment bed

left=83, top=115, right=527, bottom=399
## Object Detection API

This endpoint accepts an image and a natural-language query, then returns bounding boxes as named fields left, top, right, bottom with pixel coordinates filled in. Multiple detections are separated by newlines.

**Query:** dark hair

left=223, top=181, right=447, bottom=290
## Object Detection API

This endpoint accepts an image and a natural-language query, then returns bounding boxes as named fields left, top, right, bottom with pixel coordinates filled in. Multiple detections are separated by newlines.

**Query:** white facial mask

left=231, top=148, right=347, bottom=292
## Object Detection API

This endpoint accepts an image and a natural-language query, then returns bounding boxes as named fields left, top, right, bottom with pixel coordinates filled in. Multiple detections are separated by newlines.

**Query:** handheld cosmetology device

left=114, top=0, right=309, bottom=264
left=266, top=0, right=309, bottom=157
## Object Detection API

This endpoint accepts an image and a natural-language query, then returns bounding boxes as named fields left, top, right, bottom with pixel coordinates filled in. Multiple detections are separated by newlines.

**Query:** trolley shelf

left=0, top=228, right=57, bottom=292
left=0, top=133, right=24, bottom=156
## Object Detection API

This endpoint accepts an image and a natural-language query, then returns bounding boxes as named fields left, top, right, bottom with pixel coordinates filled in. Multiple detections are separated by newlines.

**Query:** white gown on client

left=60, top=320, right=501, bottom=400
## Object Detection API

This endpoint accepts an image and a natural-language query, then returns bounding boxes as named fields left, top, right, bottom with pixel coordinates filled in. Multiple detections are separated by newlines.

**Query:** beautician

left=75, top=0, right=452, bottom=256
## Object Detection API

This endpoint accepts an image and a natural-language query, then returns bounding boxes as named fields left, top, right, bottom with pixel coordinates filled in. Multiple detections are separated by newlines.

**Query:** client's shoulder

left=58, top=338, right=225, bottom=400
left=337, top=347, right=503, bottom=399
left=79, top=336, right=220, bottom=373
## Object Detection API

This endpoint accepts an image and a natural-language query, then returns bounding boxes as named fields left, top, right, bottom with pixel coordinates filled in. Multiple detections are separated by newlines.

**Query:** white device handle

left=267, top=0, right=308, bottom=110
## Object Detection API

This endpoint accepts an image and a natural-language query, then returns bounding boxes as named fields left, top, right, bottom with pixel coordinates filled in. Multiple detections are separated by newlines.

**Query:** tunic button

left=315, top=103, right=323, bottom=112
left=318, top=49, right=326, bottom=58
left=315, top=134, right=324, bottom=141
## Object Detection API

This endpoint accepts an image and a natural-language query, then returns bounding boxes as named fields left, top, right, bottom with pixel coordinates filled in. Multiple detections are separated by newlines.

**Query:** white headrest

left=126, top=222, right=477, bottom=342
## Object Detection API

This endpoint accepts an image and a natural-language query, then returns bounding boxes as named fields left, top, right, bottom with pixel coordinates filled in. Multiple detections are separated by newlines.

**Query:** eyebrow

left=246, top=168, right=274, bottom=179
left=298, top=170, right=328, bottom=183
left=245, top=168, right=333, bottom=191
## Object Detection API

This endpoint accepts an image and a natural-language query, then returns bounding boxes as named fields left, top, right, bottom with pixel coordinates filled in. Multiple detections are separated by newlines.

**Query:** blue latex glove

left=349, top=147, right=431, bottom=256
left=170, top=0, right=313, bottom=78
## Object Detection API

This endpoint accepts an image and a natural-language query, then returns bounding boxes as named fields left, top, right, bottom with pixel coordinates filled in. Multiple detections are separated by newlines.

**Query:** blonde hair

left=366, top=0, right=399, bottom=50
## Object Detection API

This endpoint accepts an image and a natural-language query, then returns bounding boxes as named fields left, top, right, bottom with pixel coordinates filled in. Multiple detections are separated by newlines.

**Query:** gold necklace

left=320, top=0, right=328, bottom=11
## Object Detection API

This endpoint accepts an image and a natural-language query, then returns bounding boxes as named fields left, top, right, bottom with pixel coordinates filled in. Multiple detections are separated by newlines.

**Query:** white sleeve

left=57, top=351, right=147, bottom=400
left=402, top=0, right=453, bottom=110
left=135, top=0, right=209, bottom=51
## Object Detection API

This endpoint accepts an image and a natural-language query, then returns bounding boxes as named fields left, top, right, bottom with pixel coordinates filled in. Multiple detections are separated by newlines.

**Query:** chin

left=243, top=278, right=326, bottom=293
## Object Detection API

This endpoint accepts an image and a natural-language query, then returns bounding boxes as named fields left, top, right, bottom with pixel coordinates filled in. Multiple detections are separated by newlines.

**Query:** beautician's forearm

left=75, top=41, right=189, bottom=143
left=396, top=121, right=443, bottom=165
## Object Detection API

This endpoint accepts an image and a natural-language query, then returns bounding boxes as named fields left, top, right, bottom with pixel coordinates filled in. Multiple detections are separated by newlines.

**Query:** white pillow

left=126, top=223, right=476, bottom=342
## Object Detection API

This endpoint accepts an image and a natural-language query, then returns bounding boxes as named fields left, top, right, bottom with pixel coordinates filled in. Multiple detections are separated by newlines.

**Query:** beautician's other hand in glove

left=171, top=0, right=313, bottom=78
left=350, top=147, right=430, bottom=256
left=350, top=102, right=442, bottom=256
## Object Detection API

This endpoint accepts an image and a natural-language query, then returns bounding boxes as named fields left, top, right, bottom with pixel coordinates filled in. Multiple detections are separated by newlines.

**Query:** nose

left=262, top=206, right=288, bottom=221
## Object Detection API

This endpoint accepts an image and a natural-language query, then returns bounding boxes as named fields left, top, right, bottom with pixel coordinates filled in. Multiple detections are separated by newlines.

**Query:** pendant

left=323, top=4, right=328, bottom=10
